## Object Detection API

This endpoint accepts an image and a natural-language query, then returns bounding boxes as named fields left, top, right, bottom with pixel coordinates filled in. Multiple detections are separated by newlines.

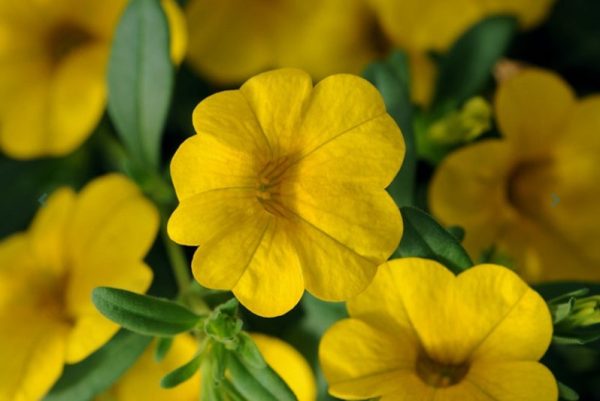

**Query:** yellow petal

left=104, top=335, right=200, bottom=401
left=233, top=220, right=304, bottom=317
left=0, top=79, right=51, bottom=159
left=367, top=0, right=483, bottom=52
left=293, top=112, right=404, bottom=187
left=28, top=188, right=75, bottom=276
left=465, top=360, right=557, bottom=401
left=495, top=68, right=576, bottom=157
left=320, top=318, right=418, bottom=399
left=168, top=187, right=262, bottom=246
left=409, top=51, right=437, bottom=107
left=296, top=74, right=389, bottom=162
left=47, top=43, right=107, bottom=156
left=185, top=0, right=275, bottom=83
left=290, top=219, right=378, bottom=302
left=461, top=265, right=553, bottom=362
left=178, top=193, right=270, bottom=289
left=481, top=0, right=556, bottom=28
left=170, top=128, right=260, bottom=201
left=346, top=260, right=416, bottom=333
left=251, top=333, right=316, bottom=401
left=428, top=139, right=514, bottom=259
left=0, top=234, right=36, bottom=313
left=281, top=179, right=402, bottom=284
left=162, top=0, right=187, bottom=65
left=240, top=69, right=313, bottom=157
left=66, top=174, right=158, bottom=265
left=0, top=314, right=67, bottom=401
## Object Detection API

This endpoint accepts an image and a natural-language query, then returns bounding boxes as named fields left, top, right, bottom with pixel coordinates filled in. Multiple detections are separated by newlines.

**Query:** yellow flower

left=168, top=68, right=404, bottom=317
left=185, top=0, right=375, bottom=85
left=0, top=174, right=159, bottom=401
left=430, top=68, right=600, bottom=281
left=0, top=0, right=186, bottom=160
left=99, top=334, right=316, bottom=401
left=366, top=0, right=555, bottom=105
left=319, top=258, right=557, bottom=401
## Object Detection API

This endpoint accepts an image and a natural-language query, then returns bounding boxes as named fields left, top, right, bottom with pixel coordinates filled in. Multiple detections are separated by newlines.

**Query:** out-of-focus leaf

left=558, top=381, right=580, bottom=401
left=536, top=283, right=600, bottom=302
left=154, top=336, right=173, bottom=362
left=44, top=330, right=151, bottom=401
left=227, top=352, right=297, bottom=401
left=364, top=51, right=416, bottom=207
left=107, top=0, right=173, bottom=168
left=92, top=287, right=203, bottom=336
left=446, top=226, right=466, bottom=242
left=160, top=352, right=202, bottom=388
left=434, top=16, right=517, bottom=108
left=395, top=206, right=474, bottom=273
left=238, top=333, right=267, bottom=369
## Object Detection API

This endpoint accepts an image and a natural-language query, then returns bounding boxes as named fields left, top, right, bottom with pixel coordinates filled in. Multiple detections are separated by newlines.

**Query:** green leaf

left=433, top=16, right=518, bottom=108
left=92, top=287, right=203, bottom=336
left=201, top=355, right=226, bottom=401
left=558, top=381, right=580, bottom=401
left=227, top=352, right=297, bottom=401
left=364, top=51, right=416, bottom=207
left=552, top=299, right=576, bottom=324
left=154, top=336, right=173, bottom=362
left=446, top=226, right=466, bottom=242
left=238, top=333, right=267, bottom=369
left=553, top=333, right=600, bottom=346
left=160, top=352, right=202, bottom=388
left=44, top=330, right=151, bottom=401
left=395, top=206, right=474, bottom=273
left=107, top=0, right=173, bottom=168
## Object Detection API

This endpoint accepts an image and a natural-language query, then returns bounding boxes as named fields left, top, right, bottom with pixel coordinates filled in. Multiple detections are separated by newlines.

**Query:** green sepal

left=160, top=351, right=203, bottom=389
left=433, top=16, right=518, bottom=109
left=43, top=331, right=151, bottom=401
left=107, top=0, right=173, bottom=169
left=226, top=352, right=297, bottom=401
left=92, top=287, right=203, bottom=336
left=395, top=206, right=474, bottom=273
left=204, top=298, right=243, bottom=349
left=154, top=336, right=174, bottom=362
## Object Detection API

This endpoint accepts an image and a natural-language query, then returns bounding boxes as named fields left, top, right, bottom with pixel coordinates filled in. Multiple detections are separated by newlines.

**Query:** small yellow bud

left=427, top=96, right=492, bottom=145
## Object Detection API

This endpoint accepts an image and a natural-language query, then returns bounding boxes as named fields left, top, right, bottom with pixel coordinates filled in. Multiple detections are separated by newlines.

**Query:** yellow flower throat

left=255, top=156, right=294, bottom=218
left=416, top=352, right=470, bottom=388
left=46, top=21, right=95, bottom=65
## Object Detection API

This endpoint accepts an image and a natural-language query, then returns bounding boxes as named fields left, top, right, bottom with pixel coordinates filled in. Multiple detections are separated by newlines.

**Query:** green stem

left=161, top=226, right=192, bottom=293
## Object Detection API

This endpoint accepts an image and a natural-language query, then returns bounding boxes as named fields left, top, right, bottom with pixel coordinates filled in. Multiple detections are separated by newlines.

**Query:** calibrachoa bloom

left=320, top=258, right=557, bottom=401
left=0, top=174, right=158, bottom=401
left=430, top=68, right=600, bottom=281
left=0, top=0, right=186, bottom=159
left=168, top=68, right=404, bottom=317
left=185, top=0, right=374, bottom=85
left=98, top=334, right=316, bottom=401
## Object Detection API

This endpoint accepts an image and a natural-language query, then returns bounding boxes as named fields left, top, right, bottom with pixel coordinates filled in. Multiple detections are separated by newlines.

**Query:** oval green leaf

left=433, top=16, right=517, bottom=109
left=107, top=0, right=173, bottom=168
left=227, top=352, right=297, bottom=401
left=92, top=287, right=202, bottom=336
left=395, top=206, right=474, bottom=273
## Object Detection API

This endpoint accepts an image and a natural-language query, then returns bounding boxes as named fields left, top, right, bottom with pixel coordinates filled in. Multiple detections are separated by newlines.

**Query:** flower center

left=46, top=22, right=95, bottom=66
left=36, top=272, right=73, bottom=325
left=415, top=353, right=469, bottom=388
left=506, top=158, right=554, bottom=220
left=255, top=156, right=294, bottom=218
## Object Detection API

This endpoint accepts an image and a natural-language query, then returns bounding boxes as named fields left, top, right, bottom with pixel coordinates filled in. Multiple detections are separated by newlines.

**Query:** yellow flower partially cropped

left=99, top=334, right=316, bottom=401
left=185, top=0, right=375, bottom=85
left=168, top=68, right=404, bottom=317
left=0, top=174, right=159, bottom=401
left=320, top=258, right=557, bottom=401
left=0, top=0, right=186, bottom=160
left=366, top=0, right=555, bottom=105
left=430, top=68, right=600, bottom=281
